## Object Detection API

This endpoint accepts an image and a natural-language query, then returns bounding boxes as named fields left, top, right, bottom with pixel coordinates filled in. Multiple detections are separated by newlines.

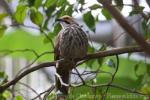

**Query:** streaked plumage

left=54, top=15, right=88, bottom=97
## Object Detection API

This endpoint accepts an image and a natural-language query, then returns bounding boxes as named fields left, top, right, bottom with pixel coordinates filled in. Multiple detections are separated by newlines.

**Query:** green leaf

left=56, top=4, right=72, bottom=17
left=0, top=25, right=7, bottom=38
left=134, top=63, right=140, bottom=76
left=30, top=7, right=44, bottom=26
left=142, top=19, right=150, bottom=39
left=97, top=58, right=103, bottom=66
left=95, top=15, right=99, bottom=22
left=147, top=64, right=150, bottom=76
left=101, top=8, right=112, bottom=20
left=83, top=11, right=95, bottom=32
left=57, top=0, right=66, bottom=7
left=0, top=71, right=8, bottom=85
left=43, top=23, right=61, bottom=44
left=43, top=32, right=54, bottom=44
left=140, top=85, right=150, bottom=94
left=27, top=0, right=35, bottom=7
left=135, top=75, right=144, bottom=85
left=99, top=44, right=107, bottom=51
left=129, top=6, right=144, bottom=16
left=2, top=91, right=12, bottom=98
left=14, top=4, right=28, bottom=24
left=86, top=59, right=96, bottom=68
left=53, top=23, right=61, bottom=34
left=0, top=13, right=8, bottom=21
left=45, top=5, right=56, bottom=17
left=65, top=5, right=73, bottom=16
left=106, top=59, right=115, bottom=68
left=15, top=95, right=23, bottom=100
left=57, top=6, right=66, bottom=17
left=47, top=93, right=55, bottom=100
left=89, top=4, right=101, bottom=10
left=45, top=0, right=57, bottom=8
left=34, top=0, right=42, bottom=8
left=114, top=0, right=123, bottom=10
left=96, top=44, right=106, bottom=66
left=88, top=46, right=95, bottom=53
left=77, top=0, right=85, bottom=5
left=0, top=94, right=6, bottom=100
left=43, top=5, right=56, bottom=29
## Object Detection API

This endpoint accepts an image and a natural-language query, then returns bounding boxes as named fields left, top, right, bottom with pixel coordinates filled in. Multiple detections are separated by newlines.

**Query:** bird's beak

left=56, top=18, right=70, bottom=24
left=56, top=18, right=65, bottom=22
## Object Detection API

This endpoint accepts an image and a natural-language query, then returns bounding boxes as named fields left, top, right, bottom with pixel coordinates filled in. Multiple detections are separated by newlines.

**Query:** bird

left=54, top=15, right=88, bottom=98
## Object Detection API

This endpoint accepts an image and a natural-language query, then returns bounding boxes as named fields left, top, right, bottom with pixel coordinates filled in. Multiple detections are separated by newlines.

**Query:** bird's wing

left=54, top=32, right=61, bottom=60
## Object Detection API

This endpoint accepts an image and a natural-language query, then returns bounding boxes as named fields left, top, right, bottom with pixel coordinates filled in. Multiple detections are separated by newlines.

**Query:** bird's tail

left=56, top=68, right=70, bottom=95
left=55, top=60, right=75, bottom=96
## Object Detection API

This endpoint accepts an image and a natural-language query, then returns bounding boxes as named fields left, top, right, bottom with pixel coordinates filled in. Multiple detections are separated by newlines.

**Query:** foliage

left=0, top=71, right=11, bottom=100
left=83, top=11, right=96, bottom=32
left=0, top=72, right=8, bottom=85
left=14, top=4, right=28, bottom=24
left=0, top=0, right=149, bottom=99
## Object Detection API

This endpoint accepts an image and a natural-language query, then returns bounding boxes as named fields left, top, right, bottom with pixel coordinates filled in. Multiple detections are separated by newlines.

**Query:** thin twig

left=32, top=85, right=55, bottom=100
left=0, top=62, right=56, bottom=93
left=0, top=46, right=144, bottom=93
left=98, top=0, right=150, bottom=54
left=55, top=73, right=69, bottom=87
left=43, top=85, right=55, bottom=100
left=70, top=83, right=148, bottom=96
left=102, top=55, right=119, bottom=100
left=20, top=24, right=55, bottom=49
left=0, top=49, right=39, bottom=57
left=74, top=67, right=86, bottom=85
left=42, top=31, right=55, bottom=49
left=108, top=16, right=143, bottom=45
left=18, top=82, right=42, bottom=100
left=16, top=51, right=53, bottom=77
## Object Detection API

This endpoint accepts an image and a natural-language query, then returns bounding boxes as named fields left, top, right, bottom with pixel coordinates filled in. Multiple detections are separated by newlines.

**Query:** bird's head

left=56, top=15, right=78, bottom=27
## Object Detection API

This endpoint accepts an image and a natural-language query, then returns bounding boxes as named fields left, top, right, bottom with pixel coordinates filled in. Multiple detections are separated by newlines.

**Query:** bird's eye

left=64, top=20, right=70, bottom=24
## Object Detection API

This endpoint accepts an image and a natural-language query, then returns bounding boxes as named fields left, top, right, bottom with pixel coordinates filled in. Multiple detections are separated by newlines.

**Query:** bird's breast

left=59, top=26, right=88, bottom=59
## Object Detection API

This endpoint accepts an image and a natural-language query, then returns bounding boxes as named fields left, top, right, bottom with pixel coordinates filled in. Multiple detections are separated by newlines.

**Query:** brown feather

left=54, top=15, right=88, bottom=96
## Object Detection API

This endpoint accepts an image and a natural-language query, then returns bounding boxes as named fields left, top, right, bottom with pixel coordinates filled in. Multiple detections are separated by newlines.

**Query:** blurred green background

left=1, top=29, right=149, bottom=100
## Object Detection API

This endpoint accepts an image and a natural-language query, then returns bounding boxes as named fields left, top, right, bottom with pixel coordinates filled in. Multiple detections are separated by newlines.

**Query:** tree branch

left=0, top=62, right=56, bottom=93
left=98, top=0, right=150, bottom=55
left=18, top=82, right=42, bottom=100
left=0, top=46, right=143, bottom=93
left=83, top=46, right=142, bottom=61
left=102, top=55, right=119, bottom=100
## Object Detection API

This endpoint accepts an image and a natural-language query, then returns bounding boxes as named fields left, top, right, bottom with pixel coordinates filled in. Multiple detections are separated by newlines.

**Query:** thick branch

left=98, top=0, right=150, bottom=55
left=0, top=62, right=55, bottom=93
left=0, top=46, right=143, bottom=93
left=83, top=46, right=142, bottom=60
